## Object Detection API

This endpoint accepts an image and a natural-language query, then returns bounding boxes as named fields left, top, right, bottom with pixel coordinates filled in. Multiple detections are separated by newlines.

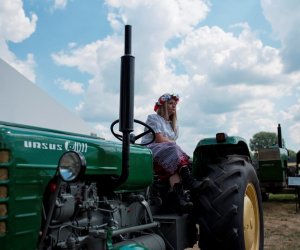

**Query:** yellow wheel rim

left=244, top=183, right=260, bottom=250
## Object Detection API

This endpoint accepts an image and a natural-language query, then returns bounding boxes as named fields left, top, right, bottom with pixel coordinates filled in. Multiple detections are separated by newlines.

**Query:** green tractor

left=0, top=25, right=264, bottom=250
left=257, top=124, right=296, bottom=199
left=297, top=151, right=300, bottom=176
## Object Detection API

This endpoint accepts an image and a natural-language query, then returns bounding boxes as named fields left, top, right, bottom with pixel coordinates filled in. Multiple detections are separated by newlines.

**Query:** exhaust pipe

left=120, top=25, right=134, bottom=133
left=277, top=124, right=282, bottom=148
left=111, top=25, right=135, bottom=188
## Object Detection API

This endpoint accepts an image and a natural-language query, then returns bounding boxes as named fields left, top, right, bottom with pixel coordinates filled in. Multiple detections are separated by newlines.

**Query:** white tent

left=0, top=58, right=95, bottom=135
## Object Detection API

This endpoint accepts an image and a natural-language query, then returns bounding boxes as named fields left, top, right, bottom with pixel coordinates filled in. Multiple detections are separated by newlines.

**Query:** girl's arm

left=155, top=133, right=175, bottom=143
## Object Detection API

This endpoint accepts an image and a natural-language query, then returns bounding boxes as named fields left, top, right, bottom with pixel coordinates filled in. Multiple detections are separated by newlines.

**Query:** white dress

left=142, top=114, right=190, bottom=180
left=141, top=114, right=178, bottom=144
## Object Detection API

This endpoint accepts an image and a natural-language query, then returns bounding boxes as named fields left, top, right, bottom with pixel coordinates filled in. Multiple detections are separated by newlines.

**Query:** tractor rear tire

left=194, top=155, right=264, bottom=250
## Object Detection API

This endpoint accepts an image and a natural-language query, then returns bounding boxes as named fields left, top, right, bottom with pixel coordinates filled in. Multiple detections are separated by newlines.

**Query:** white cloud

left=169, top=24, right=283, bottom=85
left=53, top=0, right=69, bottom=10
left=288, top=123, right=300, bottom=148
left=52, top=36, right=123, bottom=121
left=106, top=0, right=210, bottom=37
left=93, top=122, right=115, bottom=141
left=0, top=0, right=37, bottom=81
left=52, top=36, right=122, bottom=75
left=0, top=0, right=37, bottom=42
left=55, top=78, right=85, bottom=95
left=261, top=0, right=300, bottom=72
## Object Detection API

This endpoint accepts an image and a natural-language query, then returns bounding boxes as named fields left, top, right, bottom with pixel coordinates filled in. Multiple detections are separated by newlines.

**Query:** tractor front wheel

left=193, top=155, right=264, bottom=250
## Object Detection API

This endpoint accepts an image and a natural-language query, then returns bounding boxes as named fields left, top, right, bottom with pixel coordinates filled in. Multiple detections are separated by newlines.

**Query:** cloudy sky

left=1, top=0, right=300, bottom=155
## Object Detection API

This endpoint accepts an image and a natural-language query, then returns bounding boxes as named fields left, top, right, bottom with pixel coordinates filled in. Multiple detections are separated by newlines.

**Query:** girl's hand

left=155, top=133, right=174, bottom=143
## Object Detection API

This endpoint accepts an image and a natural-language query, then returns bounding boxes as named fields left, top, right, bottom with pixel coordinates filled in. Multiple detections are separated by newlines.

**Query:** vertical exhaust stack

left=277, top=124, right=282, bottom=148
left=111, top=25, right=135, bottom=189
left=120, top=25, right=134, bottom=133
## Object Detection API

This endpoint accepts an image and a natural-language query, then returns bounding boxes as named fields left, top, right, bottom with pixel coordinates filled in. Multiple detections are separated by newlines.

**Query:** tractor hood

left=193, top=133, right=251, bottom=178
left=0, top=121, right=153, bottom=192
left=196, top=133, right=248, bottom=148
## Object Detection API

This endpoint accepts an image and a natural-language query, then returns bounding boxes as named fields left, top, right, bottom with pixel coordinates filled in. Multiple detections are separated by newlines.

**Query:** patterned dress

left=141, top=114, right=190, bottom=180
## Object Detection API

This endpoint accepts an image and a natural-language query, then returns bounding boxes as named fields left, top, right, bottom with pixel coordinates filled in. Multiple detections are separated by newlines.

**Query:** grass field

left=264, top=193, right=300, bottom=250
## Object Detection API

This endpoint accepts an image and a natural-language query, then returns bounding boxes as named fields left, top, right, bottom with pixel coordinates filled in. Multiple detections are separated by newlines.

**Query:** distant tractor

left=297, top=150, right=300, bottom=175
left=257, top=124, right=297, bottom=199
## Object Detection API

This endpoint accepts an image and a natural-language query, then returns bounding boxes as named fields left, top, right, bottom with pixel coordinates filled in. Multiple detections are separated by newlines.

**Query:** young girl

left=142, top=93, right=202, bottom=211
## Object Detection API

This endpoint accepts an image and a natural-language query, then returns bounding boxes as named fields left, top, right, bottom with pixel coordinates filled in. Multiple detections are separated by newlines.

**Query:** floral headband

left=154, top=93, right=179, bottom=111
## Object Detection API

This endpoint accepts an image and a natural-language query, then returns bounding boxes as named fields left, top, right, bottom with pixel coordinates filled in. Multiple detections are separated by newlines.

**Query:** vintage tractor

left=257, top=124, right=296, bottom=199
left=297, top=151, right=300, bottom=175
left=0, top=25, right=263, bottom=250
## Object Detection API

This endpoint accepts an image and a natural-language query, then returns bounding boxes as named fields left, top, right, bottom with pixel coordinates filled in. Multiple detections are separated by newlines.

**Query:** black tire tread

left=194, top=154, right=264, bottom=250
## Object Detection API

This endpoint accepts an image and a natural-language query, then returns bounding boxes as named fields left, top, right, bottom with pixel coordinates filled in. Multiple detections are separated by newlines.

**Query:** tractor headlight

left=58, top=151, right=86, bottom=182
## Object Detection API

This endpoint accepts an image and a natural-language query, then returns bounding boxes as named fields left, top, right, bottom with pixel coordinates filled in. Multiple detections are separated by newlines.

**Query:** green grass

left=269, top=193, right=296, bottom=201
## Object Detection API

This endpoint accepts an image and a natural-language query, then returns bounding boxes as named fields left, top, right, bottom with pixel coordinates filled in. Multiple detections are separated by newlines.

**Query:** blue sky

left=1, top=0, right=300, bottom=155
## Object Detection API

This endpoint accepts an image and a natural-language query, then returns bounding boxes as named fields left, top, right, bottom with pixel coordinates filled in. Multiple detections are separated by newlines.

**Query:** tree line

left=249, top=131, right=298, bottom=161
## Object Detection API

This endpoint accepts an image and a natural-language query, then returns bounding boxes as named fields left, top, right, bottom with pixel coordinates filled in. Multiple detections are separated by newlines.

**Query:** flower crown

left=154, top=93, right=179, bottom=111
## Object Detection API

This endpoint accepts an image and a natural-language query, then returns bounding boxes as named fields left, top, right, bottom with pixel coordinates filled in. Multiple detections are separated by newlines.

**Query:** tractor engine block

left=41, top=181, right=162, bottom=250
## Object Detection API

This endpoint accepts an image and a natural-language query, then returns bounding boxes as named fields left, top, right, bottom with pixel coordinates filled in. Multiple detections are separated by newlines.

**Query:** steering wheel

left=110, top=119, right=156, bottom=146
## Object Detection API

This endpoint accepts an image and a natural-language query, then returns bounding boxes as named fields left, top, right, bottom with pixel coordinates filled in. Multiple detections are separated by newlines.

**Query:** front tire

left=194, top=155, right=264, bottom=250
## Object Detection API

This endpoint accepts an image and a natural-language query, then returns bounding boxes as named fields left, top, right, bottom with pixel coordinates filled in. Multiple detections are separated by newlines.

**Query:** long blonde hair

left=157, top=102, right=177, bottom=132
